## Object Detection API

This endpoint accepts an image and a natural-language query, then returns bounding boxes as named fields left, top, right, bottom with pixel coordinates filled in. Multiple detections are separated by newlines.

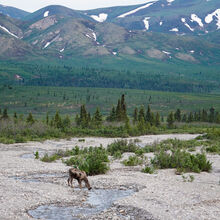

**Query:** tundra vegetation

left=1, top=93, right=220, bottom=144
left=38, top=135, right=215, bottom=176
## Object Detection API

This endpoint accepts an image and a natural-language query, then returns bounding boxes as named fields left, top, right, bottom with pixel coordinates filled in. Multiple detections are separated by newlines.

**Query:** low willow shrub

left=151, top=149, right=212, bottom=173
left=142, top=166, right=155, bottom=174
left=107, top=140, right=139, bottom=155
left=206, top=144, right=220, bottom=154
left=122, top=155, right=144, bottom=166
left=64, top=146, right=109, bottom=175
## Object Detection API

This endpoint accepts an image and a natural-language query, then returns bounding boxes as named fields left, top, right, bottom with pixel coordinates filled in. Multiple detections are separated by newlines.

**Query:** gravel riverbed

left=0, top=134, right=219, bottom=220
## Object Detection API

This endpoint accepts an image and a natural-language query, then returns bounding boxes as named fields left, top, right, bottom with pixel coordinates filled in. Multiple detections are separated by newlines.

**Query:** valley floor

left=0, top=134, right=219, bottom=220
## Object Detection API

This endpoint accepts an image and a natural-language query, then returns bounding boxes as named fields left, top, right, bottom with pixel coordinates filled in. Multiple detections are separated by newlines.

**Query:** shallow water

left=28, top=189, right=134, bottom=219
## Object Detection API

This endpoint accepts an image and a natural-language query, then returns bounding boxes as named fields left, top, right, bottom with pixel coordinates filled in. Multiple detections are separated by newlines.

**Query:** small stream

left=28, top=189, right=134, bottom=220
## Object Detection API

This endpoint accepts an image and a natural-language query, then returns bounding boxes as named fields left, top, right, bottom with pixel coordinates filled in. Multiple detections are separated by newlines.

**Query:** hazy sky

left=0, top=0, right=151, bottom=12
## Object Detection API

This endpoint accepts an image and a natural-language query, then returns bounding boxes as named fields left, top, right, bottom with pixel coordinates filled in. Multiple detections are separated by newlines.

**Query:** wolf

left=67, top=168, right=92, bottom=190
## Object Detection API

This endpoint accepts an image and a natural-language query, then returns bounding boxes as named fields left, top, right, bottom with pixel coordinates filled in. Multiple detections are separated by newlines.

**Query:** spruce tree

left=93, top=107, right=102, bottom=127
left=209, top=107, right=215, bottom=123
left=146, top=105, right=151, bottom=123
left=26, top=113, right=34, bottom=124
left=167, top=112, right=174, bottom=128
left=108, top=106, right=116, bottom=122
left=202, top=109, right=208, bottom=122
left=63, top=115, right=71, bottom=129
left=2, top=108, right=9, bottom=119
left=138, top=106, right=145, bottom=122
left=133, top=107, right=138, bottom=124
left=116, top=99, right=122, bottom=121
left=174, top=109, right=181, bottom=122
left=54, top=111, right=62, bottom=129
left=188, top=112, right=193, bottom=123
left=155, top=112, right=161, bottom=127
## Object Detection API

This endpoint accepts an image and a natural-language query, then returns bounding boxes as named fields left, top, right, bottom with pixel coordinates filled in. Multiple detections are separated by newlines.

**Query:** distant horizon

left=0, top=0, right=153, bottom=12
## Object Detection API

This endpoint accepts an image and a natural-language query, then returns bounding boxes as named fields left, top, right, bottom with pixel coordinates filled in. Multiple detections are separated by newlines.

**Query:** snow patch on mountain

left=162, top=51, right=171, bottom=55
left=118, top=1, right=157, bottom=18
left=43, top=42, right=51, bottom=49
left=60, top=48, right=64, bottom=53
left=160, top=21, right=163, bottom=26
left=205, top=9, right=220, bottom=29
left=181, top=18, right=194, bottom=31
left=191, top=14, right=203, bottom=27
left=0, top=25, right=19, bottom=38
left=91, top=13, right=108, bottom=22
left=44, top=11, right=49, bottom=18
left=143, top=17, right=150, bottom=30
left=169, top=28, right=178, bottom=32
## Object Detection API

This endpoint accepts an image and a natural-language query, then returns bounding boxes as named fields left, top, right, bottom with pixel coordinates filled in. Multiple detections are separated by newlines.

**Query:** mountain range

left=0, top=0, right=219, bottom=92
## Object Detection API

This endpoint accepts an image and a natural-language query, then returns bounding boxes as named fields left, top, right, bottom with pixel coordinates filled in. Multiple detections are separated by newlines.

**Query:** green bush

left=122, top=155, right=144, bottom=166
left=107, top=140, right=139, bottom=155
left=113, top=151, right=122, bottom=159
left=41, top=153, right=60, bottom=162
left=142, top=166, right=155, bottom=174
left=206, top=144, right=220, bottom=154
left=151, top=149, right=212, bottom=173
left=64, top=146, right=109, bottom=175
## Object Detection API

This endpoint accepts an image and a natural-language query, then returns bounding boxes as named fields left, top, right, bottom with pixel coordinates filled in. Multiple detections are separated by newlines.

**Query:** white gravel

left=0, top=134, right=219, bottom=220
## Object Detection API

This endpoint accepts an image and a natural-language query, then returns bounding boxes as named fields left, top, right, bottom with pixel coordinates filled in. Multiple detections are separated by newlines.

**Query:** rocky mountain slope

left=0, top=0, right=219, bottom=91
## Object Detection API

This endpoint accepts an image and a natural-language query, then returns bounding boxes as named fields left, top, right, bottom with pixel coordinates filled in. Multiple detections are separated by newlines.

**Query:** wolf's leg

left=78, top=179, right=82, bottom=189
left=84, top=177, right=92, bottom=190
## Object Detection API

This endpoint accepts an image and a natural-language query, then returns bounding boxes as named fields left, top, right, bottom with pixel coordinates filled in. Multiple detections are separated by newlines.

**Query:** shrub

left=142, top=166, right=155, bottom=174
left=34, top=151, right=39, bottom=159
left=41, top=153, right=60, bottom=162
left=107, top=140, right=139, bottom=155
left=122, top=155, right=144, bottom=166
left=113, top=151, right=122, bottom=159
left=64, top=146, right=109, bottom=175
left=151, top=149, right=212, bottom=173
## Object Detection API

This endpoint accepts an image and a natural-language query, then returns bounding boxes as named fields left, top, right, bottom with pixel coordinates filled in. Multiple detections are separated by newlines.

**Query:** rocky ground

left=0, top=134, right=220, bottom=220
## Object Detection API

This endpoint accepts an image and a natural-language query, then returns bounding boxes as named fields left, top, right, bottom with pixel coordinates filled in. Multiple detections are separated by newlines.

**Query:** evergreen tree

left=174, top=109, right=181, bottom=122
left=137, top=116, right=146, bottom=133
left=79, top=105, right=89, bottom=128
left=209, top=107, right=215, bottom=123
left=138, top=105, right=145, bottom=122
left=2, top=108, right=9, bottom=119
left=26, top=113, right=34, bottom=124
left=202, top=109, right=208, bottom=122
left=120, top=94, right=127, bottom=120
left=155, top=112, right=161, bottom=127
left=107, top=106, right=116, bottom=122
left=146, top=105, right=151, bottom=123
left=75, top=114, right=80, bottom=126
left=46, top=113, right=49, bottom=125
left=181, top=114, right=187, bottom=122
left=63, top=115, right=71, bottom=129
left=54, top=111, right=62, bottom=129
left=167, top=112, right=174, bottom=128
left=188, top=112, right=194, bottom=123
left=116, top=99, right=122, bottom=121
left=14, top=112, right=17, bottom=119
left=133, top=107, right=138, bottom=124
left=93, top=107, right=102, bottom=127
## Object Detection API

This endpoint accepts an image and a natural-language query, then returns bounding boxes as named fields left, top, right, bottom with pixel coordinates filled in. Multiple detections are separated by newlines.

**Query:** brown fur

left=67, top=168, right=92, bottom=190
